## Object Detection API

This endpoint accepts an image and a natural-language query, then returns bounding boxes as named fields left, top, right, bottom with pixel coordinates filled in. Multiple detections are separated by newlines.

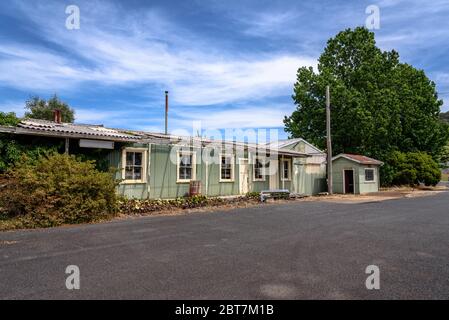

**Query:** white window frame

left=121, top=147, right=147, bottom=184
left=364, top=168, right=376, bottom=183
left=219, top=153, right=235, bottom=182
left=253, top=156, right=266, bottom=182
left=176, top=150, right=197, bottom=183
left=281, top=158, right=292, bottom=181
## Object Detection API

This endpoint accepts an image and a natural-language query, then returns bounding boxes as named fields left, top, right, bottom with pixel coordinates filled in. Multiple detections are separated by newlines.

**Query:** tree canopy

left=284, top=27, right=449, bottom=163
left=25, top=95, right=75, bottom=123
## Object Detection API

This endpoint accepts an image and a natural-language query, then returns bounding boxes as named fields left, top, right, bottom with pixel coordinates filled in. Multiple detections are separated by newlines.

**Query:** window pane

left=134, top=152, right=142, bottom=166
left=126, top=152, right=134, bottom=166
left=125, top=166, right=133, bottom=179
left=184, top=167, right=192, bottom=179
left=365, top=169, right=374, bottom=181
left=283, top=161, right=289, bottom=179
left=134, top=167, right=142, bottom=180
left=181, top=155, right=191, bottom=166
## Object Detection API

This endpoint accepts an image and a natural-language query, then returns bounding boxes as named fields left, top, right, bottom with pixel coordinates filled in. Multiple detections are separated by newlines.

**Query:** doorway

left=344, top=169, right=355, bottom=194
left=239, top=159, right=249, bottom=194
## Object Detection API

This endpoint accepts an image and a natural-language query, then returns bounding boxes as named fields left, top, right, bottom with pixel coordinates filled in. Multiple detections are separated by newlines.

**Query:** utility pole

left=326, top=85, right=333, bottom=195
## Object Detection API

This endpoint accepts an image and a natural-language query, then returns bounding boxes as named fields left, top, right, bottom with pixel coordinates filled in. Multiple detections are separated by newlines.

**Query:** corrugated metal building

left=1, top=119, right=328, bottom=199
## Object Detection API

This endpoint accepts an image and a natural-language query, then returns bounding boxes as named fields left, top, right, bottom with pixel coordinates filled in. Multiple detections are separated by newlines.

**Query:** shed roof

left=332, top=153, right=383, bottom=165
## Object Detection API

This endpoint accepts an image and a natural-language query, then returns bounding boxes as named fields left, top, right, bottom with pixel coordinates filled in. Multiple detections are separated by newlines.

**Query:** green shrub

left=245, top=192, right=260, bottom=200
left=0, top=153, right=118, bottom=228
left=383, top=151, right=441, bottom=186
left=117, top=195, right=227, bottom=215
left=0, top=111, right=20, bottom=126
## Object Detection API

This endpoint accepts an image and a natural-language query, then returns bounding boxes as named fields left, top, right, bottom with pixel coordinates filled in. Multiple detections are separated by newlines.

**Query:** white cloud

left=0, top=1, right=315, bottom=108
left=170, top=104, right=295, bottom=129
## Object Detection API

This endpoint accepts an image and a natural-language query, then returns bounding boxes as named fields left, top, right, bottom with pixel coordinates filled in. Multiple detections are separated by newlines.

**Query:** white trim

left=281, top=158, right=292, bottom=181
left=342, top=168, right=355, bottom=194
left=176, top=150, right=197, bottom=183
left=270, top=138, right=324, bottom=153
left=364, top=168, right=376, bottom=183
left=219, top=153, right=235, bottom=182
left=121, top=147, right=148, bottom=184
left=252, top=156, right=266, bottom=182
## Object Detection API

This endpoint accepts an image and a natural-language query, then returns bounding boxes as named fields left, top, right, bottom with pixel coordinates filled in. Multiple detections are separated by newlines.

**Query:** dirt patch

left=309, top=188, right=447, bottom=204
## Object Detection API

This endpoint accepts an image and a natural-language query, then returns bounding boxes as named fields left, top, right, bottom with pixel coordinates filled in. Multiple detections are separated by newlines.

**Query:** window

left=121, top=148, right=147, bottom=183
left=253, top=157, right=265, bottom=181
left=281, top=159, right=291, bottom=181
left=220, top=154, right=234, bottom=182
left=365, top=168, right=375, bottom=182
left=177, top=151, right=196, bottom=182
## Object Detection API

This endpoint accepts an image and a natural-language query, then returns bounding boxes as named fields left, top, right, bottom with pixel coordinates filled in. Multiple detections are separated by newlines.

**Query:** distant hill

left=441, top=111, right=449, bottom=123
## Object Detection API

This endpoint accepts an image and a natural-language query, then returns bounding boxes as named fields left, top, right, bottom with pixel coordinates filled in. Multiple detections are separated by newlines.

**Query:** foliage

left=0, top=153, right=118, bottom=229
left=0, top=112, right=20, bottom=126
left=382, top=151, right=441, bottom=186
left=245, top=192, right=261, bottom=200
left=439, top=144, right=449, bottom=165
left=117, top=193, right=267, bottom=215
left=284, top=27, right=449, bottom=185
left=25, top=94, right=75, bottom=123
left=0, top=134, right=61, bottom=173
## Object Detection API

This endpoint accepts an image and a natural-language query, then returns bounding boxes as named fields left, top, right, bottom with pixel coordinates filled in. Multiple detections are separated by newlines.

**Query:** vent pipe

left=165, top=91, right=169, bottom=135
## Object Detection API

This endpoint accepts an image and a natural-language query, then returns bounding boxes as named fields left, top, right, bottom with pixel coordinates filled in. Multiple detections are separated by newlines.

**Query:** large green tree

left=25, top=94, right=75, bottom=123
left=284, top=27, right=449, bottom=164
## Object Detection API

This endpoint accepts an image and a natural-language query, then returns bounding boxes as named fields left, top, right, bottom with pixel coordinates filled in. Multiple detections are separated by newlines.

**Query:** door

left=269, top=159, right=279, bottom=190
left=239, top=159, right=249, bottom=194
left=344, top=170, right=354, bottom=194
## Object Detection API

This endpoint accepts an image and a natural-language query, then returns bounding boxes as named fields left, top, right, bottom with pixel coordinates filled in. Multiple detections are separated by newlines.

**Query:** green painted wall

left=358, top=165, right=380, bottom=193
left=107, top=142, right=327, bottom=199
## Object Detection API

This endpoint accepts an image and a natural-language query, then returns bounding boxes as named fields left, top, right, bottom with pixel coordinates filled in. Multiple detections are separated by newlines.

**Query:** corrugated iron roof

left=16, top=119, right=142, bottom=141
left=333, top=153, right=383, bottom=165
left=0, top=119, right=312, bottom=157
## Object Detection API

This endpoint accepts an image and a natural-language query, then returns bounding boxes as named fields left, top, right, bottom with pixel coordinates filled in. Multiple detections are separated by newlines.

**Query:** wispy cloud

left=0, top=1, right=314, bottom=108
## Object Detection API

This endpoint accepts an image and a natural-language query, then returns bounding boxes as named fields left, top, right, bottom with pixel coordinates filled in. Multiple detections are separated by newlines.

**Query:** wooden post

left=65, top=138, right=69, bottom=154
left=326, top=86, right=333, bottom=194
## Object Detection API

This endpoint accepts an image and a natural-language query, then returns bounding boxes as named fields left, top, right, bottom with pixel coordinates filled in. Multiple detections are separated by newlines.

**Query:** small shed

left=332, top=154, right=383, bottom=194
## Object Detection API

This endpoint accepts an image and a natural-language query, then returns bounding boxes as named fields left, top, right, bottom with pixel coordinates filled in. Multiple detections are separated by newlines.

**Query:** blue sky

left=1, top=0, right=449, bottom=140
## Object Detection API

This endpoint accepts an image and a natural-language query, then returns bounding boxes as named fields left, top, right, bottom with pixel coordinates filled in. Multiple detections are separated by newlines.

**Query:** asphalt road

left=1, top=192, right=449, bottom=299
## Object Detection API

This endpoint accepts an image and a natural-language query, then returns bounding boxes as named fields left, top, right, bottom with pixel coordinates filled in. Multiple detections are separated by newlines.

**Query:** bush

left=382, top=151, right=441, bottom=187
left=0, top=153, right=118, bottom=228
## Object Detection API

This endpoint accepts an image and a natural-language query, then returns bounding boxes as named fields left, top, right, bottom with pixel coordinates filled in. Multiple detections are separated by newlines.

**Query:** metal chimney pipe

left=165, top=91, right=168, bottom=135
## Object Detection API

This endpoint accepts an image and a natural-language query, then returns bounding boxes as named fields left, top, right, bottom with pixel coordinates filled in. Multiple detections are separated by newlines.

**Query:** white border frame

left=121, top=147, right=148, bottom=184
left=176, top=150, right=197, bottom=183
left=342, top=168, right=355, bottom=194
left=219, top=153, right=235, bottom=182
